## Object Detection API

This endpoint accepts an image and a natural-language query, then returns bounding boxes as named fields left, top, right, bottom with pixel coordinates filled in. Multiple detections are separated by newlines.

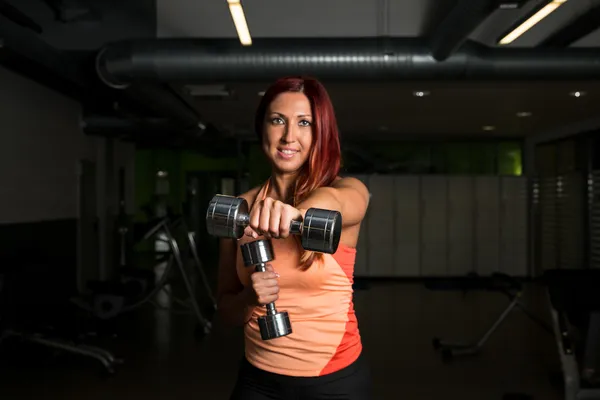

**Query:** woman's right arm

left=216, top=238, right=256, bottom=327
left=216, top=187, right=281, bottom=327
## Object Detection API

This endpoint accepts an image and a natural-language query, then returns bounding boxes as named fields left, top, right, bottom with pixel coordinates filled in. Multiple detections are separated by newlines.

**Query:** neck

left=269, top=170, right=300, bottom=203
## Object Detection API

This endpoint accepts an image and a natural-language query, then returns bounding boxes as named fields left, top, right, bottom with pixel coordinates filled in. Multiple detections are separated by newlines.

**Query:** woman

left=217, top=76, right=371, bottom=399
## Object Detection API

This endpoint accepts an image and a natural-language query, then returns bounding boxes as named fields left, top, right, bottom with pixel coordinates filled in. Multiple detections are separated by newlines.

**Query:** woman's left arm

left=296, top=177, right=370, bottom=228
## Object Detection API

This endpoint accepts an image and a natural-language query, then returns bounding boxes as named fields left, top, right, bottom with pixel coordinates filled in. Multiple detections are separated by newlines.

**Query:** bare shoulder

left=331, top=176, right=369, bottom=196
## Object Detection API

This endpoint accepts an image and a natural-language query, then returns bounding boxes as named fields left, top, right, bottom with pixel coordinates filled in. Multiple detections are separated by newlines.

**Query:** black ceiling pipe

left=81, top=115, right=209, bottom=143
left=121, top=83, right=206, bottom=132
left=0, top=12, right=205, bottom=133
left=81, top=116, right=183, bottom=140
left=429, top=0, right=498, bottom=61
left=81, top=116, right=172, bottom=131
left=96, top=37, right=600, bottom=84
left=0, top=0, right=43, bottom=34
left=0, top=13, right=91, bottom=100
left=539, top=4, right=600, bottom=48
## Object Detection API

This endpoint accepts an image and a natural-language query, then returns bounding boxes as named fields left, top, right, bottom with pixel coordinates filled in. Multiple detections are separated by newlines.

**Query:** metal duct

left=122, top=83, right=206, bottom=131
left=429, top=0, right=497, bottom=61
left=81, top=116, right=172, bottom=132
left=96, top=37, right=600, bottom=85
left=0, top=11, right=204, bottom=133
left=0, top=12, right=89, bottom=99
left=539, top=4, right=600, bottom=48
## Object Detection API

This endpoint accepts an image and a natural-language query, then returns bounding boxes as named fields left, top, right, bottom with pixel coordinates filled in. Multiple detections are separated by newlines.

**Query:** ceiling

left=4, top=0, right=600, bottom=142
left=155, top=0, right=600, bottom=140
left=188, top=80, right=599, bottom=141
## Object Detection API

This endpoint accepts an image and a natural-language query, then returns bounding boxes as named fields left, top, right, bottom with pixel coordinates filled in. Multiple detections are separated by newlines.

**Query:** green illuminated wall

left=133, top=139, right=523, bottom=220
left=341, top=140, right=523, bottom=175
left=134, top=149, right=239, bottom=221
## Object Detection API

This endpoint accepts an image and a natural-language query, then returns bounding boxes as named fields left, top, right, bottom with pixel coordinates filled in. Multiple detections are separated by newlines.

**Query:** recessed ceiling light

left=570, top=91, right=586, bottom=97
left=413, top=90, right=430, bottom=97
left=482, top=125, right=496, bottom=131
left=517, top=111, right=532, bottom=117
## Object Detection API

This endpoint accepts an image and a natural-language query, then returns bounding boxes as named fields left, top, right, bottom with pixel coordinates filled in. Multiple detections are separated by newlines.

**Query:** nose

left=281, top=123, right=297, bottom=143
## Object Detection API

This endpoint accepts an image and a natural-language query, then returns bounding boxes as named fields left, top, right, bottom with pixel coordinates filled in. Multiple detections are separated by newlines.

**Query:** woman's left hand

left=245, top=197, right=303, bottom=239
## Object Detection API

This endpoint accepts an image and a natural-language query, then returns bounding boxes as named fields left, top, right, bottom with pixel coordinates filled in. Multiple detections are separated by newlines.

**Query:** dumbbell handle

left=238, top=214, right=303, bottom=236
left=254, top=261, right=278, bottom=316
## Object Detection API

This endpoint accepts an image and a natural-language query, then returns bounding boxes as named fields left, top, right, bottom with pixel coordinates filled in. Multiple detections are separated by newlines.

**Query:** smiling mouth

left=279, top=149, right=299, bottom=155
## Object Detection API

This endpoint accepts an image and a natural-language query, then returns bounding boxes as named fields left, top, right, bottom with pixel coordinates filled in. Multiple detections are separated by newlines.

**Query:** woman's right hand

left=247, top=264, right=280, bottom=306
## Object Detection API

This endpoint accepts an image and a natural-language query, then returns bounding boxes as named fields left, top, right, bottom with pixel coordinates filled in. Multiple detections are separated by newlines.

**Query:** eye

left=299, top=119, right=311, bottom=127
left=271, top=117, right=284, bottom=125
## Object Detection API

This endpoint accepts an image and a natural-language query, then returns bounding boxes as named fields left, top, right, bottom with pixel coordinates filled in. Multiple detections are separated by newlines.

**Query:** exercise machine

left=545, top=269, right=600, bottom=400
left=146, top=216, right=213, bottom=337
left=179, top=217, right=217, bottom=314
left=0, top=329, right=122, bottom=375
left=426, top=272, right=552, bottom=361
left=73, top=216, right=213, bottom=338
left=205, top=194, right=342, bottom=340
left=0, top=264, right=122, bottom=376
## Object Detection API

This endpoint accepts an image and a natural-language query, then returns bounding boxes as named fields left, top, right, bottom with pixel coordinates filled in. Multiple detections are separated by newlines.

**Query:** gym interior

left=1, top=0, right=599, bottom=399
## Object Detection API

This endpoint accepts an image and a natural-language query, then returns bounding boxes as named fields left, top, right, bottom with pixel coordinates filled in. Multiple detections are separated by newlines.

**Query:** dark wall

left=0, top=65, right=135, bottom=297
left=0, top=65, right=96, bottom=223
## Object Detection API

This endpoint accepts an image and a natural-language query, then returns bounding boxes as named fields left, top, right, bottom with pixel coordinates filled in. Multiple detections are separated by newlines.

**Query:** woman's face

left=262, top=92, right=314, bottom=175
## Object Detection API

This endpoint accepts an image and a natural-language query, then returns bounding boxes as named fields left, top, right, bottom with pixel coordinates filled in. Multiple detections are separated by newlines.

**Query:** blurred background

left=0, top=0, right=599, bottom=399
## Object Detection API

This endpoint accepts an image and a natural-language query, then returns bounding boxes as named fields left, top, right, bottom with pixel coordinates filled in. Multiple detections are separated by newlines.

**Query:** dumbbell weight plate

left=301, top=208, right=342, bottom=254
left=206, top=195, right=249, bottom=239
left=241, top=239, right=274, bottom=267
left=258, top=311, right=292, bottom=340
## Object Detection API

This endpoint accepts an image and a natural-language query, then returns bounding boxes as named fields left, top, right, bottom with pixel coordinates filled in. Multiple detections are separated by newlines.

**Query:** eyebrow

left=270, top=111, right=312, bottom=118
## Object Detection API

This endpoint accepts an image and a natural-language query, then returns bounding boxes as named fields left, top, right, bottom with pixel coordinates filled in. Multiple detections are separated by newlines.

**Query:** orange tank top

left=235, top=181, right=363, bottom=377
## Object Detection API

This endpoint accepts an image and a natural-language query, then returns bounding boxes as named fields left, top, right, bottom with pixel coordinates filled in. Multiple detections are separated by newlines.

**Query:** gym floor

left=0, top=281, right=561, bottom=400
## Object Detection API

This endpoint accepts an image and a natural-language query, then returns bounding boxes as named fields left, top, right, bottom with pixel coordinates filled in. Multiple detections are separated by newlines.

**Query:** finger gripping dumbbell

left=241, top=239, right=291, bottom=341
left=206, top=194, right=342, bottom=254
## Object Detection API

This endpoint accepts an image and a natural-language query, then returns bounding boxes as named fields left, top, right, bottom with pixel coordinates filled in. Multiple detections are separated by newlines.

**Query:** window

left=497, top=141, right=523, bottom=176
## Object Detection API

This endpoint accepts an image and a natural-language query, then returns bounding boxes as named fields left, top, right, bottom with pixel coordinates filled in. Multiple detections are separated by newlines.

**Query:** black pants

left=229, top=354, right=372, bottom=400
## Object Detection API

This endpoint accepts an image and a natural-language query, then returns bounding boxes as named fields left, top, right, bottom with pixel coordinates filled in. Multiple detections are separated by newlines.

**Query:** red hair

left=255, top=76, right=342, bottom=269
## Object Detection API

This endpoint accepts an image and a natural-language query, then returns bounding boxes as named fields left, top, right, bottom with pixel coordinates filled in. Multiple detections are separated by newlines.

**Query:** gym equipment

left=185, top=226, right=217, bottom=312
left=0, top=264, right=122, bottom=376
left=1, top=329, right=123, bottom=375
left=206, top=194, right=342, bottom=254
left=116, top=167, right=130, bottom=269
left=72, top=216, right=213, bottom=338
left=545, top=269, right=600, bottom=400
left=241, top=239, right=292, bottom=340
left=426, top=272, right=552, bottom=362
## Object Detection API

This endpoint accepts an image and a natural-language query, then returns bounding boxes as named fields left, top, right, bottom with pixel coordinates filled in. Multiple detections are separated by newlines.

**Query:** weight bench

left=425, top=272, right=552, bottom=361
left=544, top=269, right=600, bottom=400
left=0, top=263, right=121, bottom=375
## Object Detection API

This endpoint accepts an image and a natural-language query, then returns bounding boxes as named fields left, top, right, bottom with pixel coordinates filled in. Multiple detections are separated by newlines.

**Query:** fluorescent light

left=499, top=0, right=567, bottom=45
left=227, top=0, right=252, bottom=46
